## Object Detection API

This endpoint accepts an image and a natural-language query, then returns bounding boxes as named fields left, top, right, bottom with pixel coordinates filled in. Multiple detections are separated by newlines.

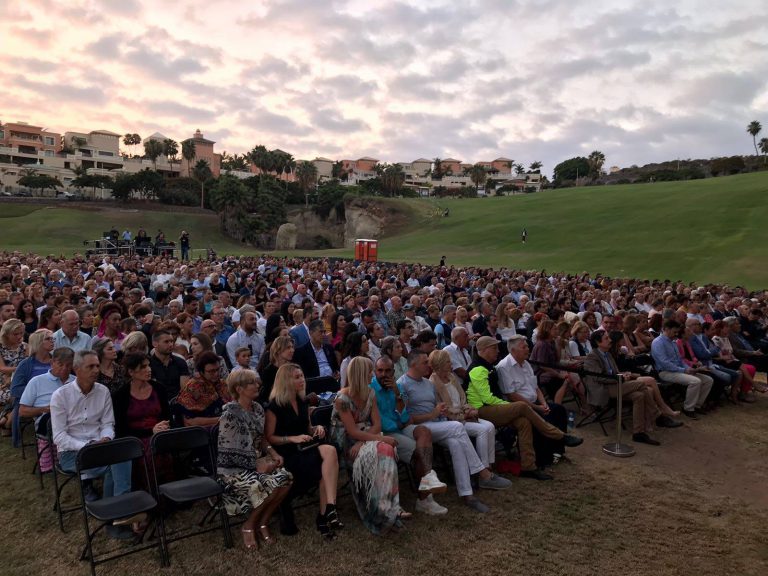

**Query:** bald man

left=52, top=309, right=92, bottom=352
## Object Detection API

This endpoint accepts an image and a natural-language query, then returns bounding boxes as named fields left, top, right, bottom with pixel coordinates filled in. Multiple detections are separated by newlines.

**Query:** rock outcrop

left=275, top=223, right=298, bottom=250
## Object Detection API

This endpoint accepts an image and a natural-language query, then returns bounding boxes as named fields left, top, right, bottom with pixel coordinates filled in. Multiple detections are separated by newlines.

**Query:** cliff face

left=223, top=197, right=404, bottom=250
left=342, top=197, right=388, bottom=247
left=285, top=206, right=345, bottom=249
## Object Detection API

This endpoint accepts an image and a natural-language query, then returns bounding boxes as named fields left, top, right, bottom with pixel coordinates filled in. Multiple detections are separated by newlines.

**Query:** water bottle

left=567, top=411, right=575, bottom=432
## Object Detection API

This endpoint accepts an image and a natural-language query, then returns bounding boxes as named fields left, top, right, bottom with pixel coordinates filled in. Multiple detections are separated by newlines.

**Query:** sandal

left=258, top=524, right=274, bottom=546
left=241, top=528, right=258, bottom=549
left=324, top=503, right=344, bottom=530
left=398, top=509, right=413, bottom=520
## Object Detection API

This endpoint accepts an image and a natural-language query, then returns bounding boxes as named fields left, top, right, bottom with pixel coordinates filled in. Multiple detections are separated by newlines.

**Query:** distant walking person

left=521, top=228, right=528, bottom=244
left=180, top=231, right=190, bottom=261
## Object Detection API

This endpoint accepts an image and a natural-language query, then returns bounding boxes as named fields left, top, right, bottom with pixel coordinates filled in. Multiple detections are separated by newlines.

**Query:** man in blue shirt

left=370, top=356, right=448, bottom=515
left=651, top=319, right=713, bottom=419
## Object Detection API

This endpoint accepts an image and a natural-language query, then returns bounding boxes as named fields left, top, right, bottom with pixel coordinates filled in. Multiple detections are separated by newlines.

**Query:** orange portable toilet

left=354, top=238, right=379, bottom=262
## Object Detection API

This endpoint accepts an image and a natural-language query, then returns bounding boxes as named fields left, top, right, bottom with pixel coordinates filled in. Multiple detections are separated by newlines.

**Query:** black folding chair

left=44, top=418, right=82, bottom=532
left=19, top=415, right=37, bottom=460
left=76, top=437, right=164, bottom=575
left=305, top=376, right=340, bottom=396
left=149, top=427, right=233, bottom=564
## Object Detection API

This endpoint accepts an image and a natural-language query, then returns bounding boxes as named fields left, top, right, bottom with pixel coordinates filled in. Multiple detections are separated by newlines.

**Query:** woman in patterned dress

left=330, top=356, right=401, bottom=535
left=217, top=369, right=292, bottom=549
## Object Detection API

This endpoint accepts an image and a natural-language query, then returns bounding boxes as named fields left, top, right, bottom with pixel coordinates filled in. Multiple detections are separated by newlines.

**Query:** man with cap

left=466, top=336, right=583, bottom=480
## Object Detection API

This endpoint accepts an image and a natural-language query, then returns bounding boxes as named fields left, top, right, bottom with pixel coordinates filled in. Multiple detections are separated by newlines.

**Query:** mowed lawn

left=2, top=172, right=768, bottom=287
left=0, top=203, right=248, bottom=256
left=370, top=172, right=768, bottom=288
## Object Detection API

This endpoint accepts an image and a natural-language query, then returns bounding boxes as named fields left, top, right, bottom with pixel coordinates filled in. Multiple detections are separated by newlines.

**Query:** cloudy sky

left=2, top=0, right=767, bottom=174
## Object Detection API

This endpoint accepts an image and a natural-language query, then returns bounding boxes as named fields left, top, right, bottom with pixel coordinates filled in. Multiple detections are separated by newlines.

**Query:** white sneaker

left=415, top=494, right=448, bottom=515
left=418, top=470, right=448, bottom=494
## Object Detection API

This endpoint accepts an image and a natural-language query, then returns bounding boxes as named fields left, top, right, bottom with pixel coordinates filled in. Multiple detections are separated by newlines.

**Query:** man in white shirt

left=52, top=310, right=92, bottom=352
left=444, top=327, right=472, bottom=379
left=226, top=311, right=265, bottom=370
left=50, top=350, right=133, bottom=539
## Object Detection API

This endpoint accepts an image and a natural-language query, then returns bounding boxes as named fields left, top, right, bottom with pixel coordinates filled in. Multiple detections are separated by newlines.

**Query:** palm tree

left=248, top=145, right=270, bottom=182
left=380, top=163, right=405, bottom=197
left=192, top=159, right=213, bottom=209
left=296, top=160, right=318, bottom=206
left=747, top=121, right=762, bottom=156
left=514, top=163, right=525, bottom=175
left=587, top=150, right=606, bottom=179
left=529, top=161, right=543, bottom=173
left=163, top=138, right=179, bottom=174
left=469, top=164, right=487, bottom=192
left=181, top=139, right=196, bottom=177
left=432, top=157, right=444, bottom=180
left=759, top=137, right=768, bottom=165
left=122, top=133, right=141, bottom=156
left=143, top=139, right=164, bottom=171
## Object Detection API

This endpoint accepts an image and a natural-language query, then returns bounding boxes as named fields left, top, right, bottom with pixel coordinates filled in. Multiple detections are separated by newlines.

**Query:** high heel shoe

left=241, top=528, right=258, bottom=549
left=258, top=525, right=274, bottom=546
left=316, top=513, right=335, bottom=540
left=324, top=503, right=344, bottom=530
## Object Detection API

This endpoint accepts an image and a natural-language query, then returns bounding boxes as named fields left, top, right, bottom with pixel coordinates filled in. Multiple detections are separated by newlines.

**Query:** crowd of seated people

left=1, top=250, right=768, bottom=551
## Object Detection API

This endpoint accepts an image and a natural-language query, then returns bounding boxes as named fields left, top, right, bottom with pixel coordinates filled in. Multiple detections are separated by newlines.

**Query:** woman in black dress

left=265, top=363, right=341, bottom=539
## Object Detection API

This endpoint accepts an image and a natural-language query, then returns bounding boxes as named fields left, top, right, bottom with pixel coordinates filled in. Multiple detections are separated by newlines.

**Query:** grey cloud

left=144, top=101, right=217, bottom=124
left=13, top=75, right=105, bottom=104
left=242, top=55, right=308, bottom=82
left=86, top=34, right=122, bottom=59
left=238, top=108, right=306, bottom=137
left=310, top=109, right=368, bottom=133
left=676, top=73, right=766, bottom=108
left=314, top=75, right=380, bottom=100
left=9, top=57, right=58, bottom=74
left=124, top=46, right=207, bottom=80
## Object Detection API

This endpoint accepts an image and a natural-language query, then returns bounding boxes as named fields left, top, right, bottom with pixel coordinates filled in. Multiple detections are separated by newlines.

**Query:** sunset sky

left=2, top=0, right=767, bottom=173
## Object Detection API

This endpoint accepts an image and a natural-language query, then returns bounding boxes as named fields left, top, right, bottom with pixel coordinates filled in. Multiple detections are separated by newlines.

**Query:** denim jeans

left=58, top=449, right=132, bottom=497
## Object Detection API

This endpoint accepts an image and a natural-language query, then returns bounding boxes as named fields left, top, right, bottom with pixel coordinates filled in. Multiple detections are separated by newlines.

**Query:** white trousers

left=463, top=419, right=496, bottom=467
left=422, top=420, right=485, bottom=497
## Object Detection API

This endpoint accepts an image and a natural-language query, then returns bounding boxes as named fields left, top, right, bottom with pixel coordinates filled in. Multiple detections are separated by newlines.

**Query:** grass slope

left=374, top=172, right=768, bottom=287
left=0, top=204, right=248, bottom=256
left=1, top=172, right=766, bottom=287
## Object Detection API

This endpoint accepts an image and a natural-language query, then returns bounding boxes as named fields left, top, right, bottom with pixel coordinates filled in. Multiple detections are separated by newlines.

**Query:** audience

left=2, top=249, right=768, bottom=546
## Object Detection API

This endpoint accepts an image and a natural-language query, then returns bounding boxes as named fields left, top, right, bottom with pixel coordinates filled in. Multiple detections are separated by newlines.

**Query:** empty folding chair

left=76, top=437, right=164, bottom=575
left=150, top=426, right=233, bottom=564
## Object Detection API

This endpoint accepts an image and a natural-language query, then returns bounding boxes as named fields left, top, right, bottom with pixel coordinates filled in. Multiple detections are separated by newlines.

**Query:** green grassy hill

left=0, top=204, right=248, bottom=256
left=367, top=172, right=768, bottom=287
left=2, top=172, right=767, bottom=287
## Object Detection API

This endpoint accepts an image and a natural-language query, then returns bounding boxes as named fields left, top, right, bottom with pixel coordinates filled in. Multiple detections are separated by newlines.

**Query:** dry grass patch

left=2, top=398, right=768, bottom=576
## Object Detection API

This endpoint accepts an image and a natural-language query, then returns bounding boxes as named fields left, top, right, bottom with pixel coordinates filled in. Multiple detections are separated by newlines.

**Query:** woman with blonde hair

left=121, top=330, right=149, bottom=355
left=259, top=335, right=295, bottom=404
left=330, top=356, right=401, bottom=534
left=429, top=349, right=496, bottom=468
left=265, top=364, right=340, bottom=539
left=495, top=302, right=518, bottom=342
left=0, top=319, right=27, bottom=435
left=9, top=328, right=54, bottom=446
left=218, top=370, right=293, bottom=548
